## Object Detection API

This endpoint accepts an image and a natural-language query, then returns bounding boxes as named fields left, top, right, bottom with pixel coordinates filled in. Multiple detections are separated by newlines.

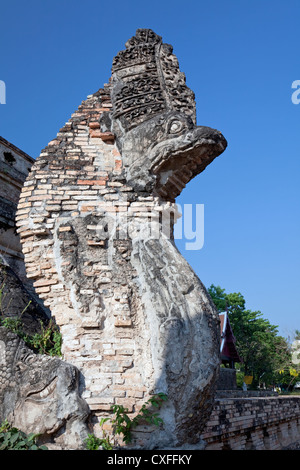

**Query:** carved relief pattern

left=112, top=41, right=167, bottom=130
left=159, top=45, right=196, bottom=123
left=112, top=72, right=166, bottom=127
left=112, top=43, right=157, bottom=71
left=111, top=29, right=197, bottom=131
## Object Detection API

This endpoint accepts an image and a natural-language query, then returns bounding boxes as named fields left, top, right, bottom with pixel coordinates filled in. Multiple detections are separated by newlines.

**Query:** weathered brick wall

left=16, top=85, right=147, bottom=411
left=201, top=396, right=300, bottom=450
left=15, top=85, right=183, bottom=446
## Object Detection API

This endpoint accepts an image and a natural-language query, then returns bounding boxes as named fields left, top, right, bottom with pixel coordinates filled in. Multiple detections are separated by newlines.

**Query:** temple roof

left=0, top=136, right=34, bottom=163
left=219, top=311, right=242, bottom=363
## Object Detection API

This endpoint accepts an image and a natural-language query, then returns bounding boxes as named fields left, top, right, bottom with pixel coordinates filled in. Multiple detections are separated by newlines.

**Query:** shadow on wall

left=0, top=257, right=50, bottom=335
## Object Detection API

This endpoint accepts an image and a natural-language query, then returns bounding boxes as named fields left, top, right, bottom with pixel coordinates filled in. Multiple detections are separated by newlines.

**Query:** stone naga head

left=102, top=28, right=227, bottom=199
left=0, top=327, right=90, bottom=449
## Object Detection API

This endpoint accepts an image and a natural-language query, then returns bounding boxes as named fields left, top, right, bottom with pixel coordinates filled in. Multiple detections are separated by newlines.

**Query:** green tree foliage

left=208, top=284, right=292, bottom=388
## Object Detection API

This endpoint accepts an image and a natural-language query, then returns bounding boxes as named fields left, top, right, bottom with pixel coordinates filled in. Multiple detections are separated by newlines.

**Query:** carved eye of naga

left=168, top=120, right=183, bottom=134
left=166, top=116, right=193, bottom=136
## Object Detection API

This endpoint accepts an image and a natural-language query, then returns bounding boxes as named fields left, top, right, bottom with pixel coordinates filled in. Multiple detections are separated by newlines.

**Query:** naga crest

left=103, top=28, right=227, bottom=198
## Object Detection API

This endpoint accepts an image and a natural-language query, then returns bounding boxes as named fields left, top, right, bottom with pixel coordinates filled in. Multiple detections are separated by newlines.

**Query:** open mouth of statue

left=26, top=377, right=58, bottom=403
left=152, top=128, right=227, bottom=201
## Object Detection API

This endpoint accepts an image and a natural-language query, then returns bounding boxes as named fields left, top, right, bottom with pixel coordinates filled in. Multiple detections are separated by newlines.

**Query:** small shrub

left=27, top=320, right=62, bottom=356
left=85, top=418, right=113, bottom=450
left=85, top=393, right=168, bottom=450
left=0, top=420, right=48, bottom=450
left=111, top=392, right=167, bottom=444
left=85, top=433, right=104, bottom=451
left=0, top=277, right=62, bottom=357
left=0, top=315, right=62, bottom=357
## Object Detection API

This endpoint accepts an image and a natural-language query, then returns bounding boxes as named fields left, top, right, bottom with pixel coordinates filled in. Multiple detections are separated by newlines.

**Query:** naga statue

left=13, top=29, right=227, bottom=449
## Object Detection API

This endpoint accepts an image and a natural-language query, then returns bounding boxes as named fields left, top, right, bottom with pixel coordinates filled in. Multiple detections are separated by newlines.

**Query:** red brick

left=89, top=130, right=115, bottom=142
left=115, top=160, right=122, bottom=170
left=77, top=179, right=107, bottom=186
left=89, top=122, right=100, bottom=129
left=33, top=278, right=58, bottom=287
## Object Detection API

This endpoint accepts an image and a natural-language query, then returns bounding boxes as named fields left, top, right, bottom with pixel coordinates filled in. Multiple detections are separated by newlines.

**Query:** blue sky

left=0, top=0, right=299, bottom=337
